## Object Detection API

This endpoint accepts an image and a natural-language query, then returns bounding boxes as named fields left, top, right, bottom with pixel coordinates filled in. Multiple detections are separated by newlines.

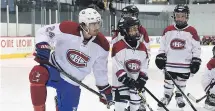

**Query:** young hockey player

left=155, top=4, right=201, bottom=108
left=112, top=16, right=149, bottom=111
left=202, top=46, right=215, bottom=110
left=112, top=5, right=150, bottom=54
left=29, top=8, right=112, bottom=111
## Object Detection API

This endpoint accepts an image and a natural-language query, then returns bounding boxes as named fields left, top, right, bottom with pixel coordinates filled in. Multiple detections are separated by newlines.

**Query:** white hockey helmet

left=79, top=8, right=101, bottom=27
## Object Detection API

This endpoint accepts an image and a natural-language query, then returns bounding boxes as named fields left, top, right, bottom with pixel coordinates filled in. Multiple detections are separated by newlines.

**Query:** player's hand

left=97, top=84, right=113, bottom=105
left=118, top=74, right=136, bottom=88
left=135, top=72, right=148, bottom=91
left=155, top=53, right=167, bottom=70
left=34, top=42, right=51, bottom=63
left=190, top=57, right=201, bottom=74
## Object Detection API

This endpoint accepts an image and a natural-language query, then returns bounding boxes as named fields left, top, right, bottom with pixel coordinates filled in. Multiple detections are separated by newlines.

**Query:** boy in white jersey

left=202, top=46, right=215, bottom=110
left=155, top=4, right=201, bottom=108
left=112, top=17, right=149, bottom=111
left=29, top=8, right=112, bottom=111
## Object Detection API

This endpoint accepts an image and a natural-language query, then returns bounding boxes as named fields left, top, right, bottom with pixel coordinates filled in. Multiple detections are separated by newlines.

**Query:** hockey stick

left=164, top=68, right=197, bottom=111
left=137, top=91, right=154, bottom=111
left=45, top=63, right=114, bottom=109
left=187, top=93, right=207, bottom=103
left=142, top=86, right=169, bottom=111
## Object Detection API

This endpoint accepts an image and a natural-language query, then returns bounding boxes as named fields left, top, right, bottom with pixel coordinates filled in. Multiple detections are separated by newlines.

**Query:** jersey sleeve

left=112, top=42, right=127, bottom=79
left=158, top=32, right=167, bottom=54
left=35, top=23, right=62, bottom=44
left=190, top=28, right=201, bottom=58
left=92, top=47, right=110, bottom=86
left=202, top=59, right=215, bottom=92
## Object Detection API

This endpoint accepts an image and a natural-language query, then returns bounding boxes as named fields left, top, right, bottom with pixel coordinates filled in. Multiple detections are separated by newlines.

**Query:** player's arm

left=35, top=24, right=61, bottom=44
left=155, top=28, right=167, bottom=70
left=202, top=59, right=215, bottom=93
left=190, top=27, right=201, bottom=74
left=34, top=23, right=62, bottom=63
left=92, top=43, right=112, bottom=105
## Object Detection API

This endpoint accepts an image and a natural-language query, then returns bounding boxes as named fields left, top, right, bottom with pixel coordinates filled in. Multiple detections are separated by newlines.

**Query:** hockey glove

left=34, top=42, right=51, bottom=63
left=135, top=72, right=148, bottom=91
left=155, top=53, right=167, bottom=70
left=190, top=57, right=201, bottom=74
left=98, top=84, right=113, bottom=105
left=118, top=74, right=136, bottom=88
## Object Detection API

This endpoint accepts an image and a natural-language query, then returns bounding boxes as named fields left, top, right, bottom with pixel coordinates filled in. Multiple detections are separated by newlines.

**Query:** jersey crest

left=170, top=38, right=186, bottom=50
left=125, top=59, right=141, bottom=73
left=66, top=49, right=90, bottom=68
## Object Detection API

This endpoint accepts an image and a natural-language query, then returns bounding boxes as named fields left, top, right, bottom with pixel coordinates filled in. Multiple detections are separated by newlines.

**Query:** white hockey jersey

left=111, top=39, right=148, bottom=88
left=202, top=58, right=215, bottom=93
left=158, top=25, right=201, bottom=73
left=35, top=21, right=110, bottom=86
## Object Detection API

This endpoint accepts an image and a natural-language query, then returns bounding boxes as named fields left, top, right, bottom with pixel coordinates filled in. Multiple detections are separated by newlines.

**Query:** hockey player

left=112, top=5, right=150, bottom=54
left=155, top=4, right=201, bottom=108
left=202, top=46, right=215, bottom=110
left=29, top=8, right=112, bottom=111
left=112, top=16, right=149, bottom=111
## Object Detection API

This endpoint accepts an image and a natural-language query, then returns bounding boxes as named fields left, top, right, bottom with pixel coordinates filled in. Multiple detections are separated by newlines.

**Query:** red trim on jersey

left=137, top=43, right=148, bottom=58
left=207, top=58, right=215, bottom=70
left=92, top=32, right=110, bottom=51
left=116, top=69, right=126, bottom=77
left=139, top=26, right=149, bottom=43
left=112, top=31, right=119, bottom=40
left=183, top=26, right=200, bottom=41
left=166, top=62, right=190, bottom=66
left=139, top=71, right=146, bottom=76
left=59, top=21, right=81, bottom=36
left=162, top=25, right=177, bottom=36
left=111, top=40, right=128, bottom=57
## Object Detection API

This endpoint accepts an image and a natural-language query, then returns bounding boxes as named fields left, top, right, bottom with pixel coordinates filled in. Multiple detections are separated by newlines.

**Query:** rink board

left=0, top=36, right=161, bottom=59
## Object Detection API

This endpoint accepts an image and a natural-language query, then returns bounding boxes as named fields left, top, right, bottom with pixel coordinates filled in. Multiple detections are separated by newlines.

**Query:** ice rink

left=0, top=46, right=214, bottom=111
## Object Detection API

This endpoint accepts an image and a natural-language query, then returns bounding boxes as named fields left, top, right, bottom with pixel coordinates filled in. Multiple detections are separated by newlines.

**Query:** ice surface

left=0, top=46, right=214, bottom=111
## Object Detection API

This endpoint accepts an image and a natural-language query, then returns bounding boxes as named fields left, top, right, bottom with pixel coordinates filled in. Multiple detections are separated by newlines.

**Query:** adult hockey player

left=29, top=8, right=112, bottom=111
left=202, top=46, right=215, bottom=110
left=155, top=4, right=201, bottom=109
left=112, top=16, right=149, bottom=111
left=112, top=5, right=150, bottom=54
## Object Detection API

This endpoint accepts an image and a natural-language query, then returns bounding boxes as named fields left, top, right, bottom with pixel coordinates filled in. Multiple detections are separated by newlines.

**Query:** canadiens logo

left=170, top=38, right=186, bottom=50
left=125, top=59, right=141, bottom=73
left=66, top=49, right=90, bottom=68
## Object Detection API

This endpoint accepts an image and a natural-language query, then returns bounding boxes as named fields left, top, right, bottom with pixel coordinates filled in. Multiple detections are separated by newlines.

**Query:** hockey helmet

left=79, top=8, right=101, bottom=27
left=173, top=4, right=190, bottom=27
left=121, top=5, right=139, bottom=17
left=117, top=17, right=141, bottom=42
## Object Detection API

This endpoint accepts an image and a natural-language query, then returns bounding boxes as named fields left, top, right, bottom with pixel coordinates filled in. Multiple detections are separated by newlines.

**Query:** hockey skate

left=175, top=93, right=185, bottom=108
left=138, top=102, right=146, bottom=111
left=157, top=93, right=173, bottom=110
left=204, top=94, right=215, bottom=111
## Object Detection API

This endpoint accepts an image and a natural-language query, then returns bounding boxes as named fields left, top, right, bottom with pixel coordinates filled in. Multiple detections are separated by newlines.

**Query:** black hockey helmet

left=173, top=4, right=190, bottom=27
left=121, top=5, right=139, bottom=17
left=213, top=46, right=215, bottom=58
left=117, top=17, right=141, bottom=42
